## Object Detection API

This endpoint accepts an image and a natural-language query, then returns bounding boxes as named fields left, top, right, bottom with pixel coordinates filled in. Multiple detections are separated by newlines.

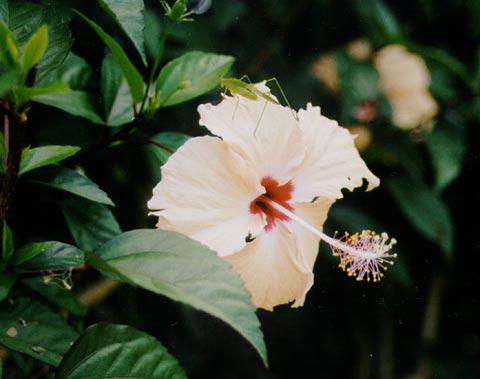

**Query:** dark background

left=14, top=0, right=480, bottom=378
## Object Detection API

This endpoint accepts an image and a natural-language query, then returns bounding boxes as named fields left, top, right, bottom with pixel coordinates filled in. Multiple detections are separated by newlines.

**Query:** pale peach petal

left=287, top=199, right=335, bottom=268
left=225, top=222, right=313, bottom=310
left=291, top=103, right=379, bottom=202
left=198, top=89, right=305, bottom=185
left=148, top=136, right=265, bottom=256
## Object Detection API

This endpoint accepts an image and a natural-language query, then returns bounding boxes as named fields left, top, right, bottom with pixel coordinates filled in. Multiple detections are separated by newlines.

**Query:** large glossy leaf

left=156, top=51, right=234, bottom=107
left=19, top=145, right=81, bottom=175
left=56, top=323, right=188, bottom=379
left=0, top=296, right=78, bottom=366
left=101, top=54, right=135, bottom=126
left=89, top=229, right=268, bottom=366
left=27, top=166, right=114, bottom=206
left=387, top=176, right=454, bottom=258
left=76, top=11, right=145, bottom=104
left=61, top=198, right=122, bottom=252
left=33, top=90, right=104, bottom=124
left=98, top=0, right=146, bottom=65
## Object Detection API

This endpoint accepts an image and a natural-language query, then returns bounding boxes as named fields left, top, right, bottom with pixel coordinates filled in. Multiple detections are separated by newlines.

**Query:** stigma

left=331, top=230, right=397, bottom=282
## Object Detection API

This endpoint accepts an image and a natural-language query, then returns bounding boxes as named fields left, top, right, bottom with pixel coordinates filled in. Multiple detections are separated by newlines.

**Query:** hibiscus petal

left=225, top=222, right=314, bottom=311
left=291, top=103, right=380, bottom=202
left=198, top=90, right=305, bottom=185
left=148, top=136, right=265, bottom=256
left=286, top=199, right=335, bottom=268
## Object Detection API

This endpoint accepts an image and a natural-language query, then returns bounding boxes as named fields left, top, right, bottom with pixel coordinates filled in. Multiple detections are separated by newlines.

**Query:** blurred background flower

left=374, top=44, right=439, bottom=130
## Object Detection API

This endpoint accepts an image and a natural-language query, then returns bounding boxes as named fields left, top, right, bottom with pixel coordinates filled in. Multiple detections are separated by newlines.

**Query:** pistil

left=263, top=197, right=397, bottom=282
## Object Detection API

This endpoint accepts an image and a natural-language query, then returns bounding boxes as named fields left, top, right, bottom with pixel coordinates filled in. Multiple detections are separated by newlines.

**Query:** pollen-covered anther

left=330, top=230, right=397, bottom=282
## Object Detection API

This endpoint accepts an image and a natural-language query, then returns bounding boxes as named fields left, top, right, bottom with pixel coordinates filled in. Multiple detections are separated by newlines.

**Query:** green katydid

left=219, top=76, right=298, bottom=134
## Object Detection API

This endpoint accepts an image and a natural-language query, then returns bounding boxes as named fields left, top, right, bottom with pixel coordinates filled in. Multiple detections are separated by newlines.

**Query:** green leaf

left=8, top=241, right=55, bottom=266
left=89, top=229, right=268, bottom=366
left=146, top=132, right=191, bottom=180
left=98, top=0, right=146, bottom=65
left=7, top=0, right=72, bottom=80
left=14, top=80, right=69, bottom=107
left=101, top=54, right=135, bottom=126
left=21, top=24, right=48, bottom=82
left=33, top=90, right=104, bottom=124
left=156, top=51, right=235, bottom=107
left=6, top=0, right=42, bottom=45
left=85, top=251, right=134, bottom=285
left=56, top=323, right=188, bottom=379
left=335, top=51, right=380, bottom=123
left=38, top=0, right=73, bottom=80
left=0, top=296, right=78, bottom=366
left=27, top=166, right=114, bottom=206
left=61, top=198, right=122, bottom=252
left=418, top=45, right=470, bottom=82
left=0, top=20, right=20, bottom=68
left=76, top=11, right=145, bottom=104
left=2, top=221, right=14, bottom=261
left=12, top=241, right=84, bottom=271
left=386, top=176, right=454, bottom=258
left=0, top=66, right=19, bottom=97
left=0, top=272, right=16, bottom=301
left=19, top=145, right=81, bottom=175
left=425, top=114, right=466, bottom=192
left=474, top=46, right=480, bottom=91
left=0, top=0, right=7, bottom=23
left=355, top=0, right=402, bottom=44
left=39, top=52, right=94, bottom=90
left=22, top=277, right=87, bottom=316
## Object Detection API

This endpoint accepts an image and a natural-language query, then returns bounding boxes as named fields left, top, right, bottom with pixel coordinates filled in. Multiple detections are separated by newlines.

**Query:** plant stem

left=139, top=19, right=173, bottom=114
left=0, top=106, right=26, bottom=227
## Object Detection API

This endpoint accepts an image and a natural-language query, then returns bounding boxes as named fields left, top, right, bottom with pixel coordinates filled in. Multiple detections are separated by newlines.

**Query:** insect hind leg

left=264, top=77, right=298, bottom=120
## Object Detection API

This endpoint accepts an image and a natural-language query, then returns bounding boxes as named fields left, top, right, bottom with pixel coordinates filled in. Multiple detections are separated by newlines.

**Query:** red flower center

left=250, top=176, right=294, bottom=231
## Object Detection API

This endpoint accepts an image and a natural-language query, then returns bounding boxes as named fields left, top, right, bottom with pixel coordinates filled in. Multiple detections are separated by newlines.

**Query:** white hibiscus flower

left=148, top=84, right=396, bottom=310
